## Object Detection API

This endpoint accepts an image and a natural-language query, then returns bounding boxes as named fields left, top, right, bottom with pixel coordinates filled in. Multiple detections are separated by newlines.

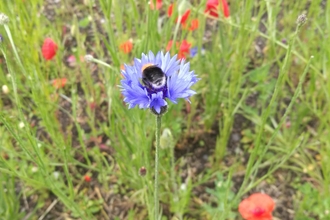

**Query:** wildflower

left=168, top=4, right=174, bottom=17
left=119, top=40, right=133, bottom=54
left=42, top=38, right=58, bottom=60
left=84, top=175, right=91, bottom=182
left=0, top=34, right=3, bottom=43
left=66, top=55, right=78, bottom=67
left=205, top=0, right=230, bottom=18
left=178, top=40, right=191, bottom=59
left=52, top=78, right=67, bottom=89
left=149, top=0, right=162, bottom=10
left=189, top=19, right=199, bottom=31
left=120, top=51, right=198, bottom=115
left=0, top=13, right=9, bottom=25
left=178, top=10, right=190, bottom=24
left=168, top=3, right=190, bottom=24
left=239, top=193, right=275, bottom=220
left=166, top=40, right=192, bottom=59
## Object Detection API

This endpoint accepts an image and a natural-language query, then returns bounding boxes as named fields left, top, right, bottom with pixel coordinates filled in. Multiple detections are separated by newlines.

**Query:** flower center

left=252, top=207, right=265, bottom=216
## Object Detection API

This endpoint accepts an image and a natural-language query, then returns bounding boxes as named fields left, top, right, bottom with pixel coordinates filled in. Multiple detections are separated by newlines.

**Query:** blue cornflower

left=120, top=51, right=199, bottom=114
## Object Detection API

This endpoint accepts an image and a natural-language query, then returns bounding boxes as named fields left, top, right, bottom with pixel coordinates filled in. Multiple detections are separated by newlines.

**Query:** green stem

left=154, top=115, right=161, bottom=220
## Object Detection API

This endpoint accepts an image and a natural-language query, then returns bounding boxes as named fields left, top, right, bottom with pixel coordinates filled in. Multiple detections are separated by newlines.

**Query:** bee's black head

left=142, top=65, right=166, bottom=89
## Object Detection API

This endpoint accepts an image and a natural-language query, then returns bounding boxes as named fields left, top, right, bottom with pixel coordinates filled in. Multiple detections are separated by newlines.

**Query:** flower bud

left=139, top=166, right=147, bottom=176
left=296, top=14, right=307, bottom=27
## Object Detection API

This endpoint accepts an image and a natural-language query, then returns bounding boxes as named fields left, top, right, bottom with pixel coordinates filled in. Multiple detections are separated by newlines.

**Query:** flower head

left=0, top=13, right=9, bottom=25
left=120, top=51, right=199, bottom=114
left=239, top=193, right=275, bottom=220
left=167, top=3, right=190, bottom=24
left=178, top=40, right=191, bottom=59
left=205, top=0, right=230, bottom=18
left=119, top=40, right=133, bottom=54
left=42, top=38, right=58, bottom=60
left=166, top=40, right=192, bottom=60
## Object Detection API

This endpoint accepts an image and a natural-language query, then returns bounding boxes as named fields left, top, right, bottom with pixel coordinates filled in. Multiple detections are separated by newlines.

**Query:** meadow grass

left=0, top=0, right=329, bottom=219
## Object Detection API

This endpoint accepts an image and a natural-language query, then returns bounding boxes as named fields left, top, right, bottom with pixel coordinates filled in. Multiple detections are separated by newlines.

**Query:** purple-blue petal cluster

left=120, top=51, right=199, bottom=114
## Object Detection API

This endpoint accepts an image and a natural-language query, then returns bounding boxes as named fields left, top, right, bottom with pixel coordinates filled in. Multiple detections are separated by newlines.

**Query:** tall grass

left=1, top=0, right=330, bottom=219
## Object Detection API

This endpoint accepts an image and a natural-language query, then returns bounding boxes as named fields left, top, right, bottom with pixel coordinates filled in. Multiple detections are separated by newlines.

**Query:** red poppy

left=150, top=0, right=162, bottom=10
left=167, top=4, right=190, bottom=24
left=205, top=0, right=230, bottom=18
left=166, top=40, right=191, bottom=59
left=239, top=193, right=275, bottom=220
left=42, top=38, right=58, bottom=60
left=183, top=18, right=199, bottom=31
left=168, top=4, right=174, bottom=16
left=119, top=40, right=133, bottom=54
left=52, top=78, right=67, bottom=89
left=178, top=40, right=191, bottom=59
left=84, top=175, right=91, bottom=182
left=178, top=10, right=190, bottom=24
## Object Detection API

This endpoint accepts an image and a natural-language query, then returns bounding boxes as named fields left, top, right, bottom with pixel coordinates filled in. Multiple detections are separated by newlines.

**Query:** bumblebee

left=141, top=65, right=166, bottom=90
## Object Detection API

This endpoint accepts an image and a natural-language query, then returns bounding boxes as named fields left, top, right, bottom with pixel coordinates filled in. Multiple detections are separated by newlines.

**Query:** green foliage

left=0, top=0, right=329, bottom=219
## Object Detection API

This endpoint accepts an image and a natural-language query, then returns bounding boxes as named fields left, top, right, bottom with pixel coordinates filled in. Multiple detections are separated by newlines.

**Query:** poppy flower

left=167, top=4, right=190, bottom=24
left=239, top=193, right=275, bottom=220
left=178, top=10, right=190, bottom=24
left=150, top=0, right=162, bottom=10
left=84, top=175, right=91, bottom=182
left=189, top=19, right=199, bottom=31
left=42, top=38, right=58, bottom=60
left=52, top=78, right=67, bottom=89
left=178, top=40, right=191, bottom=59
left=119, top=40, right=133, bottom=54
left=183, top=18, right=199, bottom=31
left=168, top=4, right=174, bottom=17
left=205, top=0, right=230, bottom=18
left=120, top=51, right=199, bottom=114
left=166, top=40, right=192, bottom=60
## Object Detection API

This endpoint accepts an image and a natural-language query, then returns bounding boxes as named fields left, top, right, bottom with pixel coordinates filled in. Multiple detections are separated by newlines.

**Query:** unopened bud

left=139, top=166, right=147, bottom=176
left=296, top=14, right=307, bottom=27
left=2, top=85, right=9, bottom=94
left=150, top=106, right=167, bottom=116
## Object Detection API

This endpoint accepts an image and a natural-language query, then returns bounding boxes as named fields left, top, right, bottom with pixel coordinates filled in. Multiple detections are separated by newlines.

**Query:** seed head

left=0, top=13, right=9, bottom=25
left=84, top=54, right=94, bottom=62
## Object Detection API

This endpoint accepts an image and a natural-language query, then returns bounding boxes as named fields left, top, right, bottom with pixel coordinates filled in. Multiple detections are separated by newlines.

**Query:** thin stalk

left=154, top=115, right=161, bottom=220
left=235, top=22, right=302, bottom=200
